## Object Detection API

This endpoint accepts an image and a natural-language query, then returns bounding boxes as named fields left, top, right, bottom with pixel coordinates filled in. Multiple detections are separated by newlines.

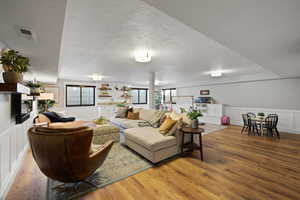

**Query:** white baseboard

left=0, top=144, right=29, bottom=200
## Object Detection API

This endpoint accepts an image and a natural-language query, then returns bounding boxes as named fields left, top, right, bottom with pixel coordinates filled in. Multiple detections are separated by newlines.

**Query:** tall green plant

left=0, top=50, right=29, bottom=73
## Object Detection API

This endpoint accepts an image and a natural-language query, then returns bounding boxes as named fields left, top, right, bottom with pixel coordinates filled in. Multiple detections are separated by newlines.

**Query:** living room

left=0, top=0, right=300, bottom=200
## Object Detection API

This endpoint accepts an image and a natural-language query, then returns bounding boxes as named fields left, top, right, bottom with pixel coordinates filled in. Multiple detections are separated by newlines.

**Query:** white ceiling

left=141, top=0, right=300, bottom=78
left=2, top=0, right=299, bottom=86
left=59, top=0, right=278, bottom=86
left=0, top=0, right=66, bottom=83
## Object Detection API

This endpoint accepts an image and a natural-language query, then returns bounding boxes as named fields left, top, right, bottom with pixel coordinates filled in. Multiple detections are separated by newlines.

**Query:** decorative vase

left=2, top=65, right=9, bottom=72
left=2, top=72, right=23, bottom=83
left=191, top=119, right=198, bottom=129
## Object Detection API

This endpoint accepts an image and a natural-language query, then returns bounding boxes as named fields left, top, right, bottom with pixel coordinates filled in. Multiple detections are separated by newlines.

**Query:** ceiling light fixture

left=210, top=71, right=223, bottom=77
left=134, top=50, right=152, bottom=63
left=90, top=74, right=102, bottom=81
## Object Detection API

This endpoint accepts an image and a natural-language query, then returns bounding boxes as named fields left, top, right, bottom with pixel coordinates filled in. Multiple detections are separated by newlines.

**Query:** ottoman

left=92, top=123, right=120, bottom=144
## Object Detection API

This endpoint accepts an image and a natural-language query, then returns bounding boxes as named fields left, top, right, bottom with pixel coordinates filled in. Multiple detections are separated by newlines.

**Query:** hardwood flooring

left=6, top=126, right=300, bottom=200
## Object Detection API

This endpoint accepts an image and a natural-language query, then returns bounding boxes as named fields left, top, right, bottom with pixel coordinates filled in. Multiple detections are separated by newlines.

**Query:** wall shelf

left=0, top=83, right=30, bottom=94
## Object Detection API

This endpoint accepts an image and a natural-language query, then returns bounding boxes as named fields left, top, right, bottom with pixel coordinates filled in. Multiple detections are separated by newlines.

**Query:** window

left=66, top=85, right=95, bottom=107
left=162, top=88, right=176, bottom=104
left=131, top=88, right=148, bottom=104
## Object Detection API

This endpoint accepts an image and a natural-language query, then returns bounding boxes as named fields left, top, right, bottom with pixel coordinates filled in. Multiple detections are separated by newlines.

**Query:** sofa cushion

left=139, top=109, right=157, bottom=121
left=124, top=127, right=177, bottom=151
left=111, top=118, right=144, bottom=129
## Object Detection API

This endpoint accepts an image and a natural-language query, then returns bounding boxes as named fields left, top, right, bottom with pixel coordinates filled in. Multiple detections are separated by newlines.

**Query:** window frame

left=66, top=84, right=96, bottom=107
left=131, top=88, right=148, bottom=105
left=162, top=88, right=176, bottom=104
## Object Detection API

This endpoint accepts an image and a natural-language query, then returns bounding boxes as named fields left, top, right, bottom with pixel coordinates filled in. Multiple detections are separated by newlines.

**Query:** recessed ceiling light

left=211, top=71, right=223, bottom=77
left=89, top=74, right=102, bottom=81
left=134, top=50, right=152, bottom=63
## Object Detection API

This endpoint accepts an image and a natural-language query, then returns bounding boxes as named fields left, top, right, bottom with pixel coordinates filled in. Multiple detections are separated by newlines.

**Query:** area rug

left=47, top=143, right=153, bottom=200
left=47, top=124, right=226, bottom=200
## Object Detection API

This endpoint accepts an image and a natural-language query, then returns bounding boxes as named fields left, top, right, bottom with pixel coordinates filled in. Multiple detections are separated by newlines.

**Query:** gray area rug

left=47, top=143, right=153, bottom=200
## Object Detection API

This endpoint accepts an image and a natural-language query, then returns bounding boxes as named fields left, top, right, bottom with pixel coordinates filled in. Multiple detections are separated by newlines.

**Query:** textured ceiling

left=0, top=0, right=66, bottom=83
left=59, top=0, right=277, bottom=86
left=141, top=0, right=300, bottom=78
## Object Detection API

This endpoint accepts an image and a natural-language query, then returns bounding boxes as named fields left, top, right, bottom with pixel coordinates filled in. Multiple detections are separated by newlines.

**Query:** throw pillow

left=145, top=110, right=166, bottom=127
left=159, top=114, right=167, bottom=126
left=42, top=112, right=62, bottom=122
left=165, top=118, right=183, bottom=136
left=159, top=117, right=177, bottom=135
left=115, top=107, right=128, bottom=118
left=126, top=107, right=133, bottom=118
left=127, top=112, right=139, bottom=120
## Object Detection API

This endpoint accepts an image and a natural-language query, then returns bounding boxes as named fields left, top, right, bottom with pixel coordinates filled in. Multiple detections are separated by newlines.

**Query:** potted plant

left=26, top=81, right=42, bottom=94
left=187, top=106, right=203, bottom=129
left=0, top=49, right=29, bottom=83
left=257, top=112, right=265, bottom=119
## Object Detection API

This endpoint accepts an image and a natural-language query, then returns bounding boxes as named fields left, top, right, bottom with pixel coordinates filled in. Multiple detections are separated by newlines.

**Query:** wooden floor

left=6, top=126, right=300, bottom=200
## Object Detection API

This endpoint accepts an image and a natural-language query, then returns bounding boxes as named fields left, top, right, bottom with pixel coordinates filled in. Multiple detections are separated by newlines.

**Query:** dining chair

left=246, top=112, right=259, bottom=135
left=263, top=115, right=280, bottom=139
left=241, top=114, right=252, bottom=135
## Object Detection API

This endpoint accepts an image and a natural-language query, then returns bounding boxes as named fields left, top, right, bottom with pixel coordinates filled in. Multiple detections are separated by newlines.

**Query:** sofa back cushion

left=139, top=108, right=157, bottom=121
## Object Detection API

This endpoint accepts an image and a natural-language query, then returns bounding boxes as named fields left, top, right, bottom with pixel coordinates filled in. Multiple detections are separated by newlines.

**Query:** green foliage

left=94, top=116, right=108, bottom=125
left=187, top=106, right=203, bottom=120
left=26, top=81, right=42, bottom=88
left=116, top=102, right=127, bottom=107
left=38, top=100, right=55, bottom=112
left=0, top=50, right=29, bottom=73
left=257, top=112, right=265, bottom=117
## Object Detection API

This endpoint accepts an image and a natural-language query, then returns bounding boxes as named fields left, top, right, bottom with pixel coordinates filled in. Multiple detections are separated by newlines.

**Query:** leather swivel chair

left=28, top=126, right=114, bottom=183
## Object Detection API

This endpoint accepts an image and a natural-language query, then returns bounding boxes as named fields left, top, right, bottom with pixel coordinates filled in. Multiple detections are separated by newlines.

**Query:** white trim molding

left=225, top=106, right=300, bottom=134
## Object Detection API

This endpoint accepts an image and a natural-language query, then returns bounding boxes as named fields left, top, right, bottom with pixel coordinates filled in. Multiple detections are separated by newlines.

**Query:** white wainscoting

left=225, top=106, right=300, bottom=134
left=0, top=114, right=34, bottom=199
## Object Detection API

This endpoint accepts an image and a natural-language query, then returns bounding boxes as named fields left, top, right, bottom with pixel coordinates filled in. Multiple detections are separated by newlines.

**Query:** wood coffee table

left=181, top=127, right=204, bottom=161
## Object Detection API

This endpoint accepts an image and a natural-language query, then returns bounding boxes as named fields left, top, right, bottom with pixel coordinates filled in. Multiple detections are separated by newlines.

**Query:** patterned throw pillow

left=115, top=107, right=128, bottom=118
left=148, top=111, right=167, bottom=127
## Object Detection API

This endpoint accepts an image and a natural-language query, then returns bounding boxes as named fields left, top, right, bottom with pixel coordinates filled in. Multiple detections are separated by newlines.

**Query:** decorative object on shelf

left=38, top=92, right=55, bottom=112
left=0, top=49, right=30, bottom=83
left=187, top=106, right=203, bottom=129
left=200, top=89, right=210, bottom=95
left=94, top=116, right=108, bottom=125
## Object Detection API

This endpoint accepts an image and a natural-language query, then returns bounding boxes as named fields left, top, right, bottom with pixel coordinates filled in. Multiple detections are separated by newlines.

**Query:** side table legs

left=199, top=134, right=203, bottom=161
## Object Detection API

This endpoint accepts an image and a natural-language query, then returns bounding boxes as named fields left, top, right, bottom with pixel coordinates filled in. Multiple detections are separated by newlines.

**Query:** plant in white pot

left=0, top=49, right=29, bottom=83
left=187, top=106, right=203, bottom=129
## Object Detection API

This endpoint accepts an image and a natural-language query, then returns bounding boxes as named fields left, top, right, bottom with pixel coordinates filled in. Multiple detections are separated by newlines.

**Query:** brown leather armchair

left=28, top=126, right=114, bottom=183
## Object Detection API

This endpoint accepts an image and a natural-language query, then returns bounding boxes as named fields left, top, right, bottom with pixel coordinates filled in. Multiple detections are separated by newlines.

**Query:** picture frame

left=200, top=89, right=210, bottom=95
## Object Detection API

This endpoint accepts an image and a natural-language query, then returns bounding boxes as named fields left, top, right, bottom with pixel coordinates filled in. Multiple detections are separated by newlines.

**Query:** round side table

left=181, top=127, right=204, bottom=161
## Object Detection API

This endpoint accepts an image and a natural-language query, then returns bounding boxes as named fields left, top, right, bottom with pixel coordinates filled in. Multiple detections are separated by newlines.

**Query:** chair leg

left=241, top=126, right=245, bottom=134
left=275, top=128, right=280, bottom=139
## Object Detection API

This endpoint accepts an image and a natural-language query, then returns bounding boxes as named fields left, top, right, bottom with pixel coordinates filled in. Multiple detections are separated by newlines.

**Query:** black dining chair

left=263, top=115, right=280, bottom=139
left=241, top=114, right=250, bottom=134
left=246, top=113, right=260, bottom=135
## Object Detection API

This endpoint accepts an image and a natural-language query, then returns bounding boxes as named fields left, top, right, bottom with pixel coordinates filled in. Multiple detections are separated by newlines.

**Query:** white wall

left=177, top=78, right=300, bottom=133
left=0, top=43, right=38, bottom=198
left=178, top=78, right=300, bottom=110
left=51, top=79, right=149, bottom=120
